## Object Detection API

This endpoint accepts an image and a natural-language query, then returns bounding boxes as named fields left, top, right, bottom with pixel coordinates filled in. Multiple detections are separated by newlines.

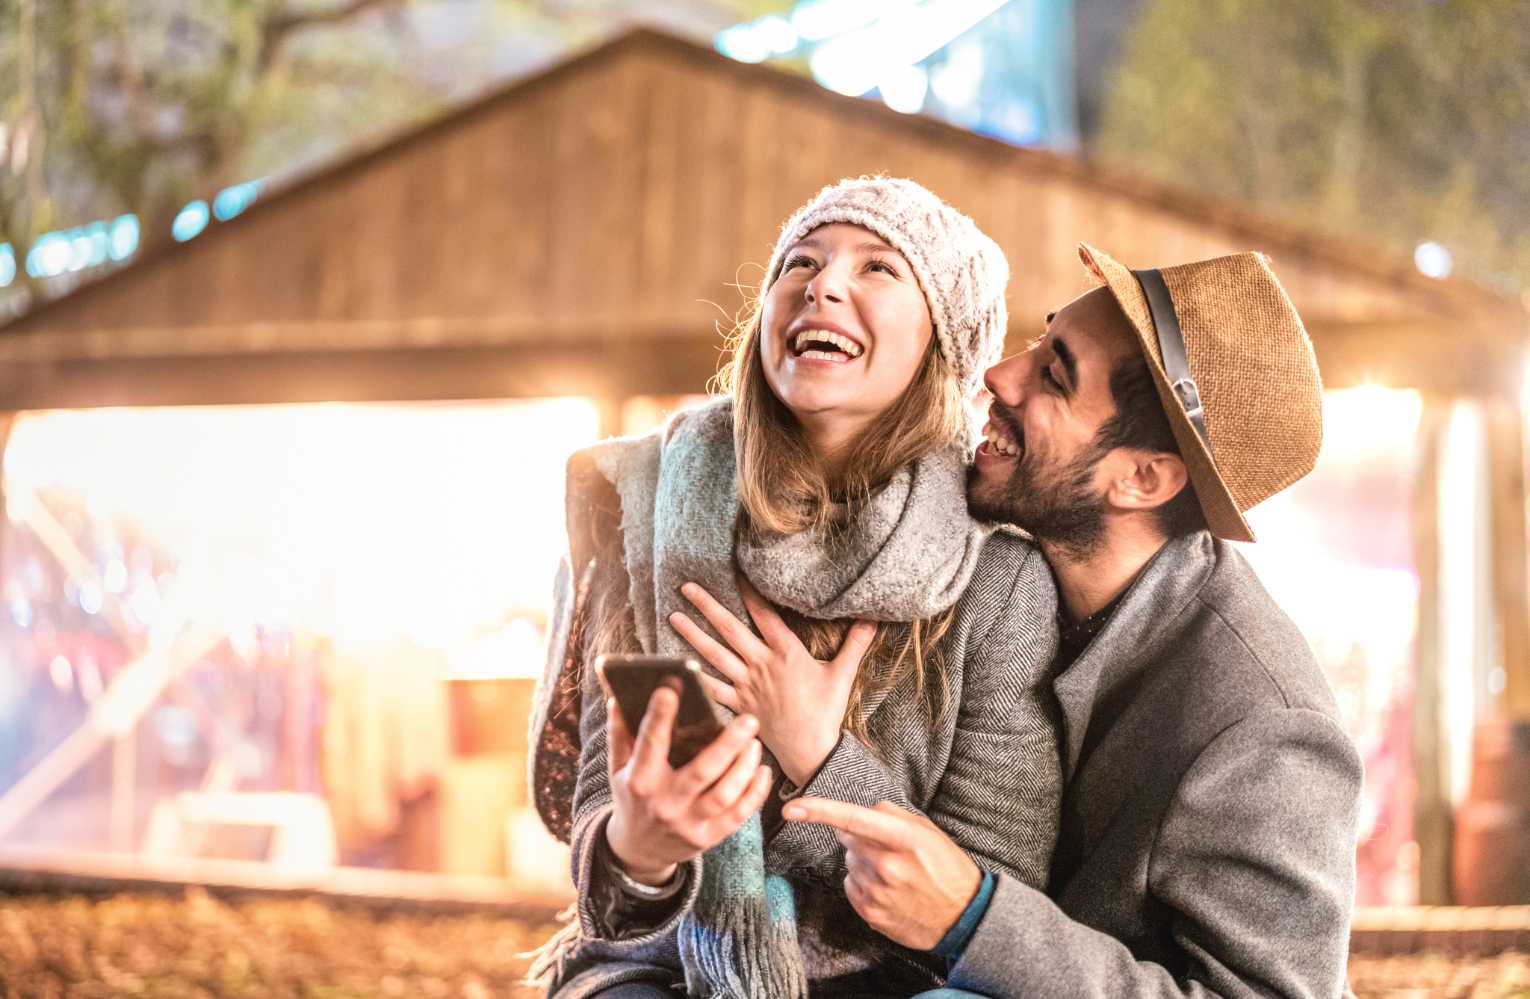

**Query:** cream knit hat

left=761, top=176, right=1010, bottom=397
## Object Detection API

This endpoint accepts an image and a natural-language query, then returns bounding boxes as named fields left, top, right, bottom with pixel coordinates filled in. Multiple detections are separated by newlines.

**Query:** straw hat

left=1077, top=243, right=1323, bottom=542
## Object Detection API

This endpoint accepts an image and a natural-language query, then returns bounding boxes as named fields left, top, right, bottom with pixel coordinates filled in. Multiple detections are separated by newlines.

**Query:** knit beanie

left=761, top=176, right=1010, bottom=397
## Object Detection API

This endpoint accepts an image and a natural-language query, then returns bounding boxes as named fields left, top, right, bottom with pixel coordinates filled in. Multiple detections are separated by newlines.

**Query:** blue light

left=213, top=179, right=262, bottom=222
left=756, top=15, right=800, bottom=55
left=791, top=0, right=884, bottom=42
left=716, top=23, right=773, bottom=62
left=716, top=0, right=1076, bottom=151
left=26, top=232, right=72, bottom=278
left=172, top=199, right=211, bottom=242
left=0, top=244, right=14, bottom=288
left=108, top=215, right=139, bottom=261
left=70, top=222, right=110, bottom=271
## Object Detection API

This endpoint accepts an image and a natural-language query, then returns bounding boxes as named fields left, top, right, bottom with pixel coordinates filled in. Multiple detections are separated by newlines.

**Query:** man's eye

left=1041, top=367, right=1060, bottom=390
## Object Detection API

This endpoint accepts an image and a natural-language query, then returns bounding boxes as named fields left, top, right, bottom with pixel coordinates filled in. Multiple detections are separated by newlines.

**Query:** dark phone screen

left=597, top=656, right=726, bottom=769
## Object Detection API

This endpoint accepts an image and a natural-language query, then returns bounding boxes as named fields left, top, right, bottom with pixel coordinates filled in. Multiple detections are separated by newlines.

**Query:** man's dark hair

left=1093, top=356, right=1207, bottom=538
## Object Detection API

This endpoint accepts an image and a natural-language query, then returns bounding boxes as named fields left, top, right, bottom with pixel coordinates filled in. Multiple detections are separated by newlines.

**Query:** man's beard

left=968, top=441, right=1110, bottom=560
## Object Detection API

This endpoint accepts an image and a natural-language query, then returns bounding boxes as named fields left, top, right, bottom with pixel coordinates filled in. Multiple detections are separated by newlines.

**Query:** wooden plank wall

left=0, top=34, right=1520, bottom=402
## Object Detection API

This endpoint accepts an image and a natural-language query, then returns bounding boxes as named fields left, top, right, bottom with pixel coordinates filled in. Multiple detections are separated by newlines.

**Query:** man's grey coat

left=948, top=531, right=1363, bottom=998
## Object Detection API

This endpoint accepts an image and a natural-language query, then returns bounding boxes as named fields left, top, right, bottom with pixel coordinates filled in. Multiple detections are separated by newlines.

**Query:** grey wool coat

left=529, top=445, right=1062, bottom=997
left=946, top=531, right=1364, bottom=999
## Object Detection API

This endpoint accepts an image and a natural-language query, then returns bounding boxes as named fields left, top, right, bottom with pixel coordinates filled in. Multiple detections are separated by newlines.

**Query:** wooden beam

left=1413, top=397, right=1452, bottom=904
left=1487, top=398, right=1530, bottom=719
left=0, top=337, right=727, bottom=410
left=1304, top=318, right=1526, bottom=397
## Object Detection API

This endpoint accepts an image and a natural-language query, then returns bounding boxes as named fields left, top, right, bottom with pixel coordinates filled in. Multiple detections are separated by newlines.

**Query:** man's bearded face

left=967, top=406, right=1110, bottom=558
left=966, top=288, right=1141, bottom=558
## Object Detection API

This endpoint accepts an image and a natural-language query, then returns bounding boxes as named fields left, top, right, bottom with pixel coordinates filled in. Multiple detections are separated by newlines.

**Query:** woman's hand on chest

left=668, top=577, right=877, bottom=787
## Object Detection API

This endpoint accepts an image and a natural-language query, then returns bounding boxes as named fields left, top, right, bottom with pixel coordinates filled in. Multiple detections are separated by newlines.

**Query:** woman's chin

left=778, top=393, right=870, bottom=425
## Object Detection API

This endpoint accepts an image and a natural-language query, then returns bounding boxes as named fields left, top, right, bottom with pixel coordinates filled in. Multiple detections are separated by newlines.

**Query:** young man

left=784, top=244, right=1363, bottom=997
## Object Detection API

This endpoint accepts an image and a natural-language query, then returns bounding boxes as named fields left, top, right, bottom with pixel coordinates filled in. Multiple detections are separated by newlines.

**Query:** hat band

left=1132, top=268, right=1213, bottom=458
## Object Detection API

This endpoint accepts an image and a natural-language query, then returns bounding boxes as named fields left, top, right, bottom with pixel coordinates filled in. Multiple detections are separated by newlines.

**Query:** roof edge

left=3, top=25, right=1522, bottom=337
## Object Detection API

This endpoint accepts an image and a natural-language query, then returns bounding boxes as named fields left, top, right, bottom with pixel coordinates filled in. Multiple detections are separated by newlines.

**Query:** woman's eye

left=783, top=255, right=816, bottom=271
left=866, top=258, right=898, bottom=275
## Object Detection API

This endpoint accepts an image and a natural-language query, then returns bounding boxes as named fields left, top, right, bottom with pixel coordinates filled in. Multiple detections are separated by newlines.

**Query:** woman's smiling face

left=760, top=223, right=935, bottom=441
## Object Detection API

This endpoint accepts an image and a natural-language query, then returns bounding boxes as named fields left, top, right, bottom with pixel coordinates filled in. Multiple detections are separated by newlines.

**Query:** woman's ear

left=1104, top=451, right=1189, bottom=513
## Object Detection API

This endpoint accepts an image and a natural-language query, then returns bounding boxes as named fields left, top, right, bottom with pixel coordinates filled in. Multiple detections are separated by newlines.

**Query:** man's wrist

left=933, top=867, right=996, bottom=962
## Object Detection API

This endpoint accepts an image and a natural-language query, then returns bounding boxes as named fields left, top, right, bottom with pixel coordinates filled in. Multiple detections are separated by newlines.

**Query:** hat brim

left=1077, top=243, right=1255, bottom=543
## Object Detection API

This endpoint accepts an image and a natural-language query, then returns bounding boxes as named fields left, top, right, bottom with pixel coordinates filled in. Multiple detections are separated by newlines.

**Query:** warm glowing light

left=1439, top=401, right=1486, bottom=805
left=49, top=655, right=73, bottom=693
left=7, top=400, right=602, bottom=673
left=1414, top=240, right=1453, bottom=280
left=1320, top=384, right=1422, bottom=457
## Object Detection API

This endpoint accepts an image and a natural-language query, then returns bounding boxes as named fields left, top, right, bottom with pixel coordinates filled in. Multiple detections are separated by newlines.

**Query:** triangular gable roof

left=1, top=27, right=1523, bottom=409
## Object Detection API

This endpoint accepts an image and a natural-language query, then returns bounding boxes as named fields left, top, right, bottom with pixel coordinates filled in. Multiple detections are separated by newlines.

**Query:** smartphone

left=595, top=653, right=727, bottom=769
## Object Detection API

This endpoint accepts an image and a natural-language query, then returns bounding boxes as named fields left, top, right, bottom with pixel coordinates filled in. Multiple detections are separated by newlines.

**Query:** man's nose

left=984, top=353, right=1028, bottom=403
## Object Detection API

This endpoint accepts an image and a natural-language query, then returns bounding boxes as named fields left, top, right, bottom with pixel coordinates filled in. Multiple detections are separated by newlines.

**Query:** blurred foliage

left=1096, top=0, right=1530, bottom=294
left=0, top=0, right=787, bottom=301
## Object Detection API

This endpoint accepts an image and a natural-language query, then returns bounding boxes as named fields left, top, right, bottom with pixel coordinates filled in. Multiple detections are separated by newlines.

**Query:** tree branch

left=259, top=0, right=404, bottom=70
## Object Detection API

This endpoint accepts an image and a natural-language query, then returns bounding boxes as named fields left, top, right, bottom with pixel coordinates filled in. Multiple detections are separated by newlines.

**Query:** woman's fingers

left=737, top=576, right=797, bottom=649
left=607, top=697, right=635, bottom=773
left=696, top=737, right=762, bottom=818
left=830, top=619, right=879, bottom=674
left=706, top=765, right=773, bottom=839
left=698, top=672, right=742, bottom=712
left=630, top=685, right=678, bottom=777
left=668, top=610, right=748, bottom=684
left=680, top=582, right=769, bottom=662
left=673, top=713, right=759, bottom=799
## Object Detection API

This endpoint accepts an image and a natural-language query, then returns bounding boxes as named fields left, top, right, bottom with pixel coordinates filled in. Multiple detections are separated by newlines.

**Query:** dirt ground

left=1, top=890, right=1528, bottom=998
left=0, top=890, right=560, bottom=998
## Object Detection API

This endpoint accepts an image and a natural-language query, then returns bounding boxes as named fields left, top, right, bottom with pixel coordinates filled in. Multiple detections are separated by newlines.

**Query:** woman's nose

left=805, top=264, right=846, bottom=304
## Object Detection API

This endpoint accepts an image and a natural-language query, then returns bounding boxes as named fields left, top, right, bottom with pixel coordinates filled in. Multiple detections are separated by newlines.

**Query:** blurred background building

left=0, top=0, right=1527, bottom=923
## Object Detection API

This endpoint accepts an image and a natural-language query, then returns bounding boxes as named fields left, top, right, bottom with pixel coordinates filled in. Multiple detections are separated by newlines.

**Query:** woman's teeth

left=984, top=423, right=1021, bottom=457
left=793, top=329, right=863, bottom=359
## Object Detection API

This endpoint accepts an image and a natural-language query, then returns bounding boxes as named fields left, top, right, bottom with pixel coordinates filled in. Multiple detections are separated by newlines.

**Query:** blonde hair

left=713, top=291, right=967, bottom=739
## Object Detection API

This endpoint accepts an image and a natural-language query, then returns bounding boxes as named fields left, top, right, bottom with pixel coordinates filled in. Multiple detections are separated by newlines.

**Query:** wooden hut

left=2, top=28, right=1526, bottom=901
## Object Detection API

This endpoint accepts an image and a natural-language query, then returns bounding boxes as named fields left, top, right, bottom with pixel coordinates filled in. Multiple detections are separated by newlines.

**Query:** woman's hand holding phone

left=669, top=577, right=877, bottom=788
left=603, top=685, right=774, bottom=885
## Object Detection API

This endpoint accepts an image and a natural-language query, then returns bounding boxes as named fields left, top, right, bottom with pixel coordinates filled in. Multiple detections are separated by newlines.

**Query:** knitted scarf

left=581, top=397, right=991, bottom=998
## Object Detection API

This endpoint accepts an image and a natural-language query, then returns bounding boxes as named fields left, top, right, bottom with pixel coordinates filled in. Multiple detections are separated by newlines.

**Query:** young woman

left=528, top=177, right=1059, bottom=999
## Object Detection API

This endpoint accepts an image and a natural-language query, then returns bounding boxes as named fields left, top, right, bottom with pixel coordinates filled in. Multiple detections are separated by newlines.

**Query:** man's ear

left=1103, top=450, right=1189, bottom=513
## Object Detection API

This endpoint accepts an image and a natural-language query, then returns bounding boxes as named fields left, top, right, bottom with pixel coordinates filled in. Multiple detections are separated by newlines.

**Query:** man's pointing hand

left=783, top=797, right=982, bottom=951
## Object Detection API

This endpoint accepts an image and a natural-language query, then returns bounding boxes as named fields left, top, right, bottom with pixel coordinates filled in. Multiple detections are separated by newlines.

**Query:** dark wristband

left=933, top=867, right=995, bottom=963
